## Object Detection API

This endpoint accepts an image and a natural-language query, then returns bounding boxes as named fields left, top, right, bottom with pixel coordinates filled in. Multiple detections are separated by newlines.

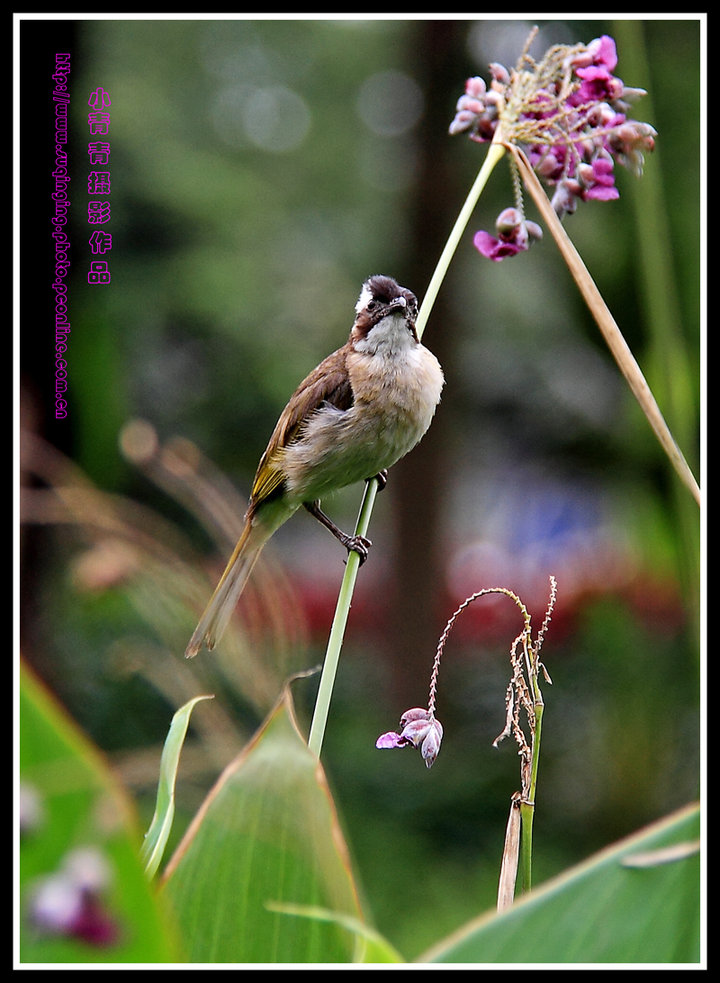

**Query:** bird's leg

left=369, top=468, right=388, bottom=491
left=304, top=501, right=372, bottom=565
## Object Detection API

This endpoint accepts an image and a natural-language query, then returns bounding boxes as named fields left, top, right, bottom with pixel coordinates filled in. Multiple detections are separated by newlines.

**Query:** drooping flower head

left=375, top=582, right=557, bottom=772
left=376, top=707, right=443, bottom=768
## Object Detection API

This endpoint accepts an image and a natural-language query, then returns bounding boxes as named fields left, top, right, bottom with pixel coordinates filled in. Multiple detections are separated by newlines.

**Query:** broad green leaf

left=161, top=688, right=368, bottom=963
left=141, top=694, right=214, bottom=878
left=421, top=803, right=701, bottom=964
left=18, top=662, right=180, bottom=964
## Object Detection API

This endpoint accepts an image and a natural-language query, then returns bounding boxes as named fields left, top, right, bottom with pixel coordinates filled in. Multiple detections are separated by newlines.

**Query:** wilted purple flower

left=376, top=707, right=444, bottom=768
left=450, top=32, right=656, bottom=228
left=473, top=207, right=543, bottom=262
left=608, top=120, right=656, bottom=175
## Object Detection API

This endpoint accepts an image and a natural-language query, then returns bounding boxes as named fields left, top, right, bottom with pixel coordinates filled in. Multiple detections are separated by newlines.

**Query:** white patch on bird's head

left=352, top=274, right=418, bottom=353
left=355, top=281, right=375, bottom=314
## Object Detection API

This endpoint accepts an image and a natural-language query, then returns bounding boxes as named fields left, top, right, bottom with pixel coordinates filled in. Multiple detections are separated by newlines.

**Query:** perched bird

left=186, top=274, right=444, bottom=658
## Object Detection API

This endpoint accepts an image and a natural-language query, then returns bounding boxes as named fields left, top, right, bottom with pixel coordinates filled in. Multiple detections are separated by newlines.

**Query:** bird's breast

left=280, top=343, right=444, bottom=503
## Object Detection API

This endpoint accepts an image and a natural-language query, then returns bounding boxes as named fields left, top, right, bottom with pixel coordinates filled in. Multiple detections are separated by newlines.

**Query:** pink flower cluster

left=450, top=34, right=656, bottom=259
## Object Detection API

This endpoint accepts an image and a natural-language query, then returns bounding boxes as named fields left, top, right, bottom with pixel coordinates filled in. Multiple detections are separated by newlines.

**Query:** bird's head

left=351, top=275, right=419, bottom=353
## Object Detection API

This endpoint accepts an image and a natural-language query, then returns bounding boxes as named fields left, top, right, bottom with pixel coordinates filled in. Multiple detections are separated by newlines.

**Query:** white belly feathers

left=281, top=332, right=444, bottom=504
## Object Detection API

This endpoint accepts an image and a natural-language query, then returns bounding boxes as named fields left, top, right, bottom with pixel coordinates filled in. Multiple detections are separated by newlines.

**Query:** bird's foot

left=341, top=534, right=372, bottom=566
left=304, top=501, right=372, bottom=566
left=368, top=469, right=388, bottom=492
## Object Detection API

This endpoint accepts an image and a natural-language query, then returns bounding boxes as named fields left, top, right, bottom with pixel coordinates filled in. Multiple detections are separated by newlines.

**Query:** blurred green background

left=20, top=17, right=701, bottom=960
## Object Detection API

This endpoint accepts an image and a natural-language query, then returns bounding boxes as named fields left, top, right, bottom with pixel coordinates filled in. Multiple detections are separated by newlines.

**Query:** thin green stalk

left=519, top=682, right=544, bottom=893
left=519, top=800, right=535, bottom=892
left=415, top=140, right=506, bottom=341
left=307, top=479, right=378, bottom=756
left=307, top=143, right=507, bottom=757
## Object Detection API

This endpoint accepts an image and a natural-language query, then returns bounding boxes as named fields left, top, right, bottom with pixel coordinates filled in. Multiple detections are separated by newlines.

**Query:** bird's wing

left=250, top=347, right=353, bottom=505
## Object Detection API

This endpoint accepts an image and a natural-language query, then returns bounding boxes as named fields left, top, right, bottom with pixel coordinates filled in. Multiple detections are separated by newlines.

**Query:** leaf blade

left=19, top=662, right=181, bottom=964
left=161, top=689, right=367, bottom=963
left=421, top=803, right=701, bottom=964
left=141, top=694, right=214, bottom=878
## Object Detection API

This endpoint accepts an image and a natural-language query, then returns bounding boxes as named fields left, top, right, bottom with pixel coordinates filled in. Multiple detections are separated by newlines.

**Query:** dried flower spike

left=376, top=579, right=556, bottom=773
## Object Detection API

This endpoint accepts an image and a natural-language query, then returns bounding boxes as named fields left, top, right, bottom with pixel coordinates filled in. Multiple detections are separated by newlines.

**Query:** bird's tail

left=185, top=517, right=272, bottom=658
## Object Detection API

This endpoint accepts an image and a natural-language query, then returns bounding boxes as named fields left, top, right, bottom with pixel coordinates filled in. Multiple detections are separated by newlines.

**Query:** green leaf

left=422, top=803, right=701, bottom=964
left=160, top=688, right=369, bottom=963
left=18, top=662, right=181, bottom=964
left=141, top=694, right=214, bottom=878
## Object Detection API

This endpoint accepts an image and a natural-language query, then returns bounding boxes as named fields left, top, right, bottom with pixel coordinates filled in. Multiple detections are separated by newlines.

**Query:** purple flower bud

left=399, top=706, right=433, bottom=726
left=489, top=62, right=511, bottom=87
left=586, top=102, right=622, bottom=129
left=419, top=719, right=443, bottom=768
left=618, top=86, right=647, bottom=104
left=551, top=179, right=580, bottom=217
left=608, top=120, right=657, bottom=174
left=464, top=76, right=487, bottom=99
left=448, top=109, right=478, bottom=136
left=495, top=207, right=523, bottom=236
left=567, top=49, right=594, bottom=71
left=533, top=148, right=565, bottom=181
left=455, top=94, right=485, bottom=116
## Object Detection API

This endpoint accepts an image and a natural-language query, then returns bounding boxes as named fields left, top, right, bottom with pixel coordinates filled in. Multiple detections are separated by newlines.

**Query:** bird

left=185, top=274, right=444, bottom=658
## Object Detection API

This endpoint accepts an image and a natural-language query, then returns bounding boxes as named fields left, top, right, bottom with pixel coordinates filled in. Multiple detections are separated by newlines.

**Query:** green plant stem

left=307, top=479, right=378, bottom=757
left=415, top=140, right=506, bottom=341
left=520, top=687, right=544, bottom=893
left=306, top=144, right=507, bottom=758
left=519, top=799, right=535, bottom=892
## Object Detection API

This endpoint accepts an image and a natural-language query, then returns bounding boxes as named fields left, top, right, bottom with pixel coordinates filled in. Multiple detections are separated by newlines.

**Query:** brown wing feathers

left=249, top=347, right=353, bottom=507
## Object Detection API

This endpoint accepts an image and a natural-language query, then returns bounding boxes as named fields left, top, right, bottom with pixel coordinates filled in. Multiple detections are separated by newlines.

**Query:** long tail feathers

left=185, top=520, right=270, bottom=658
